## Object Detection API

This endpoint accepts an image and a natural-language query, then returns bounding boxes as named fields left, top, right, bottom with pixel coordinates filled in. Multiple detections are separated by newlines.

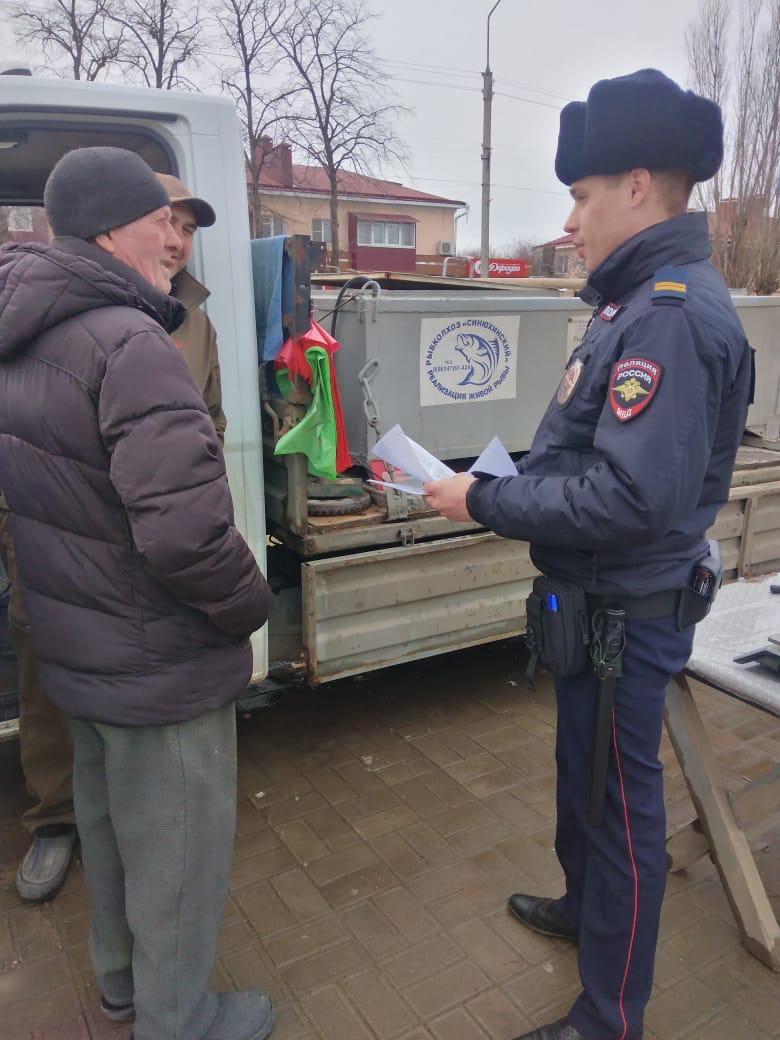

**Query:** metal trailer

left=2, top=71, right=780, bottom=704
left=263, top=282, right=780, bottom=685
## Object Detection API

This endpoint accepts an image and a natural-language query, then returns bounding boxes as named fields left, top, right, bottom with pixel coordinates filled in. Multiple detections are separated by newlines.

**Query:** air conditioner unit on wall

left=436, top=240, right=455, bottom=256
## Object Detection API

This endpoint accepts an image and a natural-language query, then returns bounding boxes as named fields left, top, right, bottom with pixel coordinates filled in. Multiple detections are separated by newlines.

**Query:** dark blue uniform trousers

left=552, top=616, right=694, bottom=1040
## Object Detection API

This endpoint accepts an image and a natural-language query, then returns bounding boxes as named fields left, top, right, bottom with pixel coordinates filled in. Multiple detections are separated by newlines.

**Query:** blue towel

left=250, top=236, right=294, bottom=362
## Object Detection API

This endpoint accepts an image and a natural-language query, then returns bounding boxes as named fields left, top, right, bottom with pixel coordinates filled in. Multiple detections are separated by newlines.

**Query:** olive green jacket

left=171, top=270, right=227, bottom=446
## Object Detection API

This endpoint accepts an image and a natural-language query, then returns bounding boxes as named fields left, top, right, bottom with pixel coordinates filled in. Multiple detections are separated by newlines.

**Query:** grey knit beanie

left=44, top=146, right=170, bottom=240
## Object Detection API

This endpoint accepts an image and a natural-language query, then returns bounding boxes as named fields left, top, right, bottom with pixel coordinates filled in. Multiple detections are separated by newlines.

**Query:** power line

left=377, top=56, right=481, bottom=79
left=390, top=74, right=564, bottom=112
left=404, top=174, right=567, bottom=197
left=391, top=75, right=482, bottom=94
left=378, top=55, right=571, bottom=102
left=496, top=91, right=562, bottom=111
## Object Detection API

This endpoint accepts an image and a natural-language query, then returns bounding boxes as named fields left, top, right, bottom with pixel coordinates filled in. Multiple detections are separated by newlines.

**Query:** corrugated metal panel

left=302, top=533, right=536, bottom=682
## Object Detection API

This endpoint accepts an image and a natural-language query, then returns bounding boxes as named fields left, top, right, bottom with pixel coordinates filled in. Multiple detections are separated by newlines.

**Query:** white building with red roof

left=534, top=232, right=586, bottom=278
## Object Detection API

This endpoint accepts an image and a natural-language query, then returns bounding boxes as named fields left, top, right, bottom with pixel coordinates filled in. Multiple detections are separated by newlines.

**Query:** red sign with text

left=470, top=258, right=528, bottom=278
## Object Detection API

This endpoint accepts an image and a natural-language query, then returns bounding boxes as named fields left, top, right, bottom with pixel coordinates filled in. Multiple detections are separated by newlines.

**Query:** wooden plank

left=306, top=505, right=387, bottom=532
left=729, top=480, right=780, bottom=501
left=737, top=496, right=757, bottom=577
left=666, top=818, right=710, bottom=872
left=665, top=675, right=780, bottom=971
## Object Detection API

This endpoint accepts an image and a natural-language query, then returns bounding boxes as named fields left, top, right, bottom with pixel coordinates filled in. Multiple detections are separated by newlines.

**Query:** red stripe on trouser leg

left=612, top=709, right=639, bottom=1040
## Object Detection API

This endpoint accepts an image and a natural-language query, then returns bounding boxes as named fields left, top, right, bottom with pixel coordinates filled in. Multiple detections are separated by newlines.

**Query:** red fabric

left=275, top=336, right=312, bottom=383
left=274, top=320, right=351, bottom=473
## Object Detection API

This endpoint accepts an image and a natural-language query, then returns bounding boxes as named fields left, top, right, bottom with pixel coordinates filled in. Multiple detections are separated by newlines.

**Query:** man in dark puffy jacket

left=0, top=147, right=274, bottom=1040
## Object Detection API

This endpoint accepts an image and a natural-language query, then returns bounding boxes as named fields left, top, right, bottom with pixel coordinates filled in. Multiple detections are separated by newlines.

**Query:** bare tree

left=685, top=0, right=729, bottom=214
left=215, top=0, right=299, bottom=237
left=686, top=0, right=780, bottom=293
left=267, top=0, right=406, bottom=266
left=501, top=237, right=538, bottom=265
left=11, top=0, right=124, bottom=81
left=110, top=0, right=203, bottom=89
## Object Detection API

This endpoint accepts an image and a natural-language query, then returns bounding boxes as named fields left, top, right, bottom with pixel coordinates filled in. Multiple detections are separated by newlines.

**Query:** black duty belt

left=587, top=588, right=680, bottom=620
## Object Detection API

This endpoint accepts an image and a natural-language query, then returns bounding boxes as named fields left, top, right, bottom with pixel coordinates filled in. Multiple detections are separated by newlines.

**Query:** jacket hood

left=0, top=238, right=186, bottom=359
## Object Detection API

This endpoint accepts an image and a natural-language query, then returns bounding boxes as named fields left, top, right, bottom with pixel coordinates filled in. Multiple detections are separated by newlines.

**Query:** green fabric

left=274, top=345, right=338, bottom=480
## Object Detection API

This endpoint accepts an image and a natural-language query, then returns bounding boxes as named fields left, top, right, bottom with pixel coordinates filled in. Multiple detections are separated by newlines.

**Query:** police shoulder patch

left=609, top=357, right=663, bottom=422
left=652, top=265, right=687, bottom=305
left=556, top=358, right=584, bottom=408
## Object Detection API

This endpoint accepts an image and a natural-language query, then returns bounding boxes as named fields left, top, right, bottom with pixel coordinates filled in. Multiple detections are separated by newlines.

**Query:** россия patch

left=609, top=357, right=663, bottom=422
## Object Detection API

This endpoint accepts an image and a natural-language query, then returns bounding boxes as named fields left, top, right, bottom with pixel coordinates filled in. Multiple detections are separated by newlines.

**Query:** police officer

left=424, top=69, right=753, bottom=1040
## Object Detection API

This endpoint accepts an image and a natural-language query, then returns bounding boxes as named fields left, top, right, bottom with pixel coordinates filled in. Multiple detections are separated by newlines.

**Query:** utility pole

left=480, top=0, right=504, bottom=279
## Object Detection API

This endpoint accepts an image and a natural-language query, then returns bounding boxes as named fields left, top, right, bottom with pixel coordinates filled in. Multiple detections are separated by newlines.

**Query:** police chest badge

left=609, top=357, right=663, bottom=422
left=556, top=359, right=584, bottom=407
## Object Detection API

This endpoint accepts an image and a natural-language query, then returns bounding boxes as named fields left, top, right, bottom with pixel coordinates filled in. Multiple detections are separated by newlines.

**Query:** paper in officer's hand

left=370, top=424, right=454, bottom=483
left=468, top=435, right=516, bottom=478
left=367, top=478, right=426, bottom=496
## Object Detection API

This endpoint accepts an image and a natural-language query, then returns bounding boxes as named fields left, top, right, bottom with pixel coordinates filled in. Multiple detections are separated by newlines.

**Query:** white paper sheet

left=469, top=435, right=517, bottom=478
left=369, top=425, right=515, bottom=494
left=367, top=479, right=426, bottom=496
left=370, top=425, right=454, bottom=483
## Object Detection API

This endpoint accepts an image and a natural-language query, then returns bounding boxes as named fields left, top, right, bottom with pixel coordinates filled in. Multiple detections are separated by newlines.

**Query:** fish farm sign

left=420, top=315, right=519, bottom=406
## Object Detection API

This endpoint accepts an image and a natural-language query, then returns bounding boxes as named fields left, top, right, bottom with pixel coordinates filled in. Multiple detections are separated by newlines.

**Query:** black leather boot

left=513, top=1019, right=586, bottom=1040
left=507, top=893, right=578, bottom=941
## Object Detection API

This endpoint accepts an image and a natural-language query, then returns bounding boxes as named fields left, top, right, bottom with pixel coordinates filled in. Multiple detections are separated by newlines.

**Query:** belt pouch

left=676, top=540, right=723, bottom=630
left=526, top=576, right=590, bottom=678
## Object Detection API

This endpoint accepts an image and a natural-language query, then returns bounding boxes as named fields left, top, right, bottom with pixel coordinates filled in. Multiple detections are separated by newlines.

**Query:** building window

left=357, top=219, right=415, bottom=248
left=312, top=217, right=331, bottom=244
left=259, top=214, right=284, bottom=238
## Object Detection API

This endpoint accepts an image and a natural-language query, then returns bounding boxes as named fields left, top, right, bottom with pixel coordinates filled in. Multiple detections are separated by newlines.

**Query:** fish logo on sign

left=421, top=316, right=517, bottom=406
left=454, top=332, right=501, bottom=387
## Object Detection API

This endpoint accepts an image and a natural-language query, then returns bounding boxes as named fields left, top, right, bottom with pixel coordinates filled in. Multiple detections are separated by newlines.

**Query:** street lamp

left=480, top=0, right=504, bottom=279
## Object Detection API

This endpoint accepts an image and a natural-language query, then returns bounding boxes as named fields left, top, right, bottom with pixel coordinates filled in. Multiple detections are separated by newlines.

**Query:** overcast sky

left=367, top=0, right=705, bottom=250
left=1, top=0, right=708, bottom=249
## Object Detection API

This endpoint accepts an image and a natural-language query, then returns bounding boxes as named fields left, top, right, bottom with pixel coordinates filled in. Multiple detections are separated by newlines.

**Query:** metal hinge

left=399, top=527, right=416, bottom=546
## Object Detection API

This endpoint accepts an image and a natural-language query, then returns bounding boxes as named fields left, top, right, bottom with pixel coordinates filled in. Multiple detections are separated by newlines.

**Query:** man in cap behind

left=0, top=147, right=274, bottom=1040
left=156, top=172, right=227, bottom=445
left=424, top=70, right=753, bottom=1039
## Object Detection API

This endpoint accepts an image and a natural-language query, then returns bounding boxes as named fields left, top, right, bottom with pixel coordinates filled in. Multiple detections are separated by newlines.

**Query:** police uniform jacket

left=466, top=212, right=753, bottom=596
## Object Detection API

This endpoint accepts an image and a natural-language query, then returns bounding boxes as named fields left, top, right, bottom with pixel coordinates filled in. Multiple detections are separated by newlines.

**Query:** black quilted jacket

left=0, top=238, right=271, bottom=725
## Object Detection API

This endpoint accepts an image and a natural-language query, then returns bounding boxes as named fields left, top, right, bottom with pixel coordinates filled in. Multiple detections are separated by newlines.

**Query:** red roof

left=260, top=163, right=465, bottom=208
left=536, top=233, right=574, bottom=249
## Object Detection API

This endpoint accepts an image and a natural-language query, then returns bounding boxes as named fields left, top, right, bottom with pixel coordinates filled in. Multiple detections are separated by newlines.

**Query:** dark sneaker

left=507, top=893, right=578, bottom=942
left=100, top=995, right=135, bottom=1022
left=16, top=825, right=77, bottom=902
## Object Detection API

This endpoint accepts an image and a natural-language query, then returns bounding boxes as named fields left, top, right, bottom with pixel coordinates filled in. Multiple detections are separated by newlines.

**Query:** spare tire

left=307, top=491, right=371, bottom=516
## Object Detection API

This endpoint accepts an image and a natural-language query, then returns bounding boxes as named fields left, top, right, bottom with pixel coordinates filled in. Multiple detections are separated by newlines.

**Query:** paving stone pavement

left=0, top=640, right=779, bottom=1040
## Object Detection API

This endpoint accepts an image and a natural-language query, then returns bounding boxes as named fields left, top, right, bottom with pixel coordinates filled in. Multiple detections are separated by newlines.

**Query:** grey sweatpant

left=70, top=703, right=237, bottom=1040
